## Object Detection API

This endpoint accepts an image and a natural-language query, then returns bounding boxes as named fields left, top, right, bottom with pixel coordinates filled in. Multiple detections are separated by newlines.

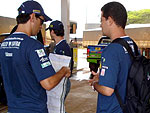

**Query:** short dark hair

left=16, top=14, right=42, bottom=25
left=16, top=14, right=31, bottom=24
left=50, top=29, right=64, bottom=37
left=101, top=2, right=127, bottom=29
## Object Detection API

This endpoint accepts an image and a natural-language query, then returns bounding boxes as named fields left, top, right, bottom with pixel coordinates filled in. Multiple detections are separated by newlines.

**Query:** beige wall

left=45, top=30, right=52, bottom=46
left=83, top=27, right=150, bottom=48
left=83, top=30, right=102, bottom=46
left=125, top=27, right=150, bottom=41
left=126, top=27, right=150, bottom=48
left=0, top=16, right=49, bottom=45
left=0, top=16, right=16, bottom=34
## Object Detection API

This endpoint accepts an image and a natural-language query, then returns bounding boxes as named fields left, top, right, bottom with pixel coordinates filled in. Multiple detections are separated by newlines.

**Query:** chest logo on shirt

left=1, top=41, right=21, bottom=49
left=35, top=49, right=46, bottom=58
left=5, top=52, right=13, bottom=57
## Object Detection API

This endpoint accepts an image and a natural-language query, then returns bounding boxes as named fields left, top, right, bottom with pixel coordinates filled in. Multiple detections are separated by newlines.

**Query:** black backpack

left=112, top=38, right=150, bottom=113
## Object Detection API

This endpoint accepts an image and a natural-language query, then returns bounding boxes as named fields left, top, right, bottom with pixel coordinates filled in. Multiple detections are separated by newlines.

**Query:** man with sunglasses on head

left=0, top=1, right=70, bottom=113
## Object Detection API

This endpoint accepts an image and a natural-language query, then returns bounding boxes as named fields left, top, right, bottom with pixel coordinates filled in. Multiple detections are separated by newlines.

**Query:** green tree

left=127, top=9, right=150, bottom=24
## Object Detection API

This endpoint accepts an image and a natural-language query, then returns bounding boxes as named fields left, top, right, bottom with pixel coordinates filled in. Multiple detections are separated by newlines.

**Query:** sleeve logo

left=100, top=68, right=105, bottom=76
left=41, top=61, right=51, bottom=68
left=35, top=49, right=46, bottom=58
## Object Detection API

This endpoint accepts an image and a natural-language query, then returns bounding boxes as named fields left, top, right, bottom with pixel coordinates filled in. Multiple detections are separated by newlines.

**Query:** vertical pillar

left=61, top=0, right=70, bottom=43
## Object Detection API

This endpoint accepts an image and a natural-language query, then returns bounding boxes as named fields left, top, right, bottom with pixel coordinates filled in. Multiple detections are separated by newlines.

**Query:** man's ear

left=107, top=16, right=113, bottom=26
left=30, top=13, right=35, bottom=23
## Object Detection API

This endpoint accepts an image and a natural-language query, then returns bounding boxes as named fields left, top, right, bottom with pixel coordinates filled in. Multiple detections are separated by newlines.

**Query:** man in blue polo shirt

left=46, top=20, right=72, bottom=113
left=0, top=1, right=70, bottom=113
left=89, top=2, right=136, bottom=113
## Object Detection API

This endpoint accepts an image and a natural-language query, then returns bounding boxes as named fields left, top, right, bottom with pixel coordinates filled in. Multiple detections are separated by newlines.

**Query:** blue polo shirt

left=54, top=39, right=72, bottom=57
left=97, top=37, right=134, bottom=113
left=0, top=32, right=55, bottom=113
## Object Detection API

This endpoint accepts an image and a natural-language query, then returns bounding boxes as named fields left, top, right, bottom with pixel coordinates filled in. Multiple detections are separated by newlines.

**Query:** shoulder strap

left=112, top=38, right=139, bottom=59
left=114, top=88, right=124, bottom=108
left=115, top=89, right=127, bottom=113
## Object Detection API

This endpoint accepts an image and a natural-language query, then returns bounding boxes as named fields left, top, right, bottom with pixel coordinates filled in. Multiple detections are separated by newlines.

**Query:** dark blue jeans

left=65, top=79, right=71, bottom=113
left=65, top=78, right=71, bottom=100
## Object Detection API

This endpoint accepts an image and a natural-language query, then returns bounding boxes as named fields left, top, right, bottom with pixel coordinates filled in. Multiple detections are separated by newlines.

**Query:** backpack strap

left=114, top=89, right=124, bottom=108
left=112, top=38, right=139, bottom=59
